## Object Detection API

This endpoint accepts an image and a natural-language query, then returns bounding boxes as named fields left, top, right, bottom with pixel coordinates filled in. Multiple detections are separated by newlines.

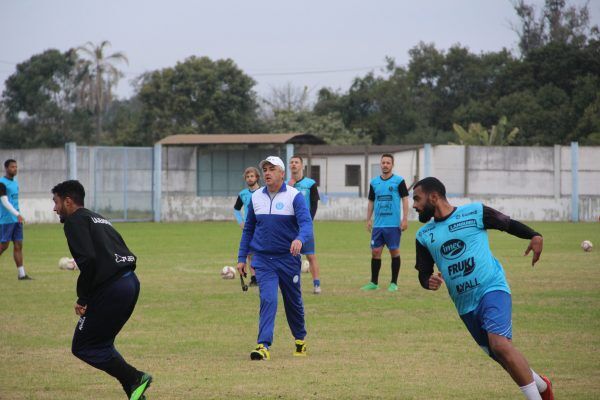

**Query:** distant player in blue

left=413, top=177, right=553, bottom=400
left=362, top=154, right=409, bottom=292
left=237, top=156, right=313, bottom=361
left=234, top=167, right=261, bottom=286
left=287, top=155, right=322, bottom=294
left=0, top=159, right=31, bottom=280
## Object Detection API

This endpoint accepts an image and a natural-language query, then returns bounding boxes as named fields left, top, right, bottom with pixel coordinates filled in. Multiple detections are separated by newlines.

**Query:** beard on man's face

left=418, top=203, right=435, bottom=223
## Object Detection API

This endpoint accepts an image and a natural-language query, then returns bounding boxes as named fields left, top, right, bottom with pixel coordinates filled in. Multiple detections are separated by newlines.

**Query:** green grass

left=0, top=221, right=599, bottom=399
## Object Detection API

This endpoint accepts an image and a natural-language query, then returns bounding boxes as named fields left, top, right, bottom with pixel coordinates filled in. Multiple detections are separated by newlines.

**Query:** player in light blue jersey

left=0, top=159, right=31, bottom=280
left=233, top=167, right=261, bottom=286
left=287, top=156, right=322, bottom=294
left=362, top=154, right=409, bottom=292
left=413, top=177, right=553, bottom=400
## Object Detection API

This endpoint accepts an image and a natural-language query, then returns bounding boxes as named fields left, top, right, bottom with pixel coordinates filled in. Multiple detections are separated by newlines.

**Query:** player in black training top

left=51, top=180, right=152, bottom=400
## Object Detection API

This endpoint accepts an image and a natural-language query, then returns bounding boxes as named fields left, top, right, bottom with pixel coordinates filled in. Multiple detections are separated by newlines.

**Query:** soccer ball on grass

left=58, top=257, right=78, bottom=270
left=301, top=260, right=310, bottom=273
left=221, top=266, right=236, bottom=279
left=581, top=240, right=593, bottom=252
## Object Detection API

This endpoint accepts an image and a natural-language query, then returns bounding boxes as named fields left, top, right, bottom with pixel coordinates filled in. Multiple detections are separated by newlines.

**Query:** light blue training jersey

left=416, top=203, right=511, bottom=315
left=286, top=177, right=317, bottom=212
left=238, top=187, right=259, bottom=221
left=0, top=176, right=19, bottom=224
left=370, top=174, right=406, bottom=228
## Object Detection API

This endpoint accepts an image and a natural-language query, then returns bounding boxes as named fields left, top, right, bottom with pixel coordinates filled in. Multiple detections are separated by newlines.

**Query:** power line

left=248, top=65, right=385, bottom=77
left=0, top=58, right=385, bottom=78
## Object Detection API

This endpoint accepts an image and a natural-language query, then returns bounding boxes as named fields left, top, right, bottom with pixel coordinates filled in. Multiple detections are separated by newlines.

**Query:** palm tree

left=77, top=40, right=128, bottom=140
left=452, top=116, right=520, bottom=146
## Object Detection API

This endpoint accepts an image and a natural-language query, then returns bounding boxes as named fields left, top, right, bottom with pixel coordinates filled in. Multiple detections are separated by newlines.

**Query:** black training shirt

left=63, top=208, right=137, bottom=305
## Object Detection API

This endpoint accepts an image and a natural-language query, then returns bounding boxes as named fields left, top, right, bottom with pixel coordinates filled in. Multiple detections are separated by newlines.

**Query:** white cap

left=259, top=156, right=285, bottom=172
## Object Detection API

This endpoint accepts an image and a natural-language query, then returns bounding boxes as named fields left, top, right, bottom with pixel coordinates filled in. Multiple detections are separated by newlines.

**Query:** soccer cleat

left=130, top=373, right=152, bottom=400
left=250, top=344, right=270, bottom=360
left=18, top=275, right=33, bottom=280
left=293, top=339, right=307, bottom=356
left=249, top=276, right=258, bottom=287
left=387, top=283, right=398, bottom=292
left=540, top=375, right=554, bottom=400
left=313, top=285, right=321, bottom=294
left=360, top=282, right=379, bottom=291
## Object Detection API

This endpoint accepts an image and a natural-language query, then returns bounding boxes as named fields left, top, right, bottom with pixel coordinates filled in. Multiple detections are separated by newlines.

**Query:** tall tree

left=0, top=48, right=93, bottom=147
left=512, top=0, right=599, bottom=55
left=136, top=56, right=259, bottom=143
left=77, top=40, right=128, bottom=140
left=261, top=83, right=311, bottom=116
left=266, top=110, right=370, bottom=145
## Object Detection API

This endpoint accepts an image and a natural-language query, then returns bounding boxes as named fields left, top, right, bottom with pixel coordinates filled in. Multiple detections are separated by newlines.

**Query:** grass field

left=0, top=221, right=599, bottom=399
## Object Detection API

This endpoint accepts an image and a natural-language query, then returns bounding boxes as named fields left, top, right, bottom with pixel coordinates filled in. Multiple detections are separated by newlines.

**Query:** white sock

left=531, top=369, right=548, bottom=393
left=17, top=266, right=26, bottom=278
left=519, top=381, right=542, bottom=400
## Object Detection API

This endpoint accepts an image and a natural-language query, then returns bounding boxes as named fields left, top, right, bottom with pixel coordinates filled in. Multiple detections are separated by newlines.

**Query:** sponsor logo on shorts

left=78, top=316, right=86, bottom=331
left=440, top=239, right=466, bottom=260
left=293, top=275, right=299, bottom=284
left=448, top=219, right=477, bottom=232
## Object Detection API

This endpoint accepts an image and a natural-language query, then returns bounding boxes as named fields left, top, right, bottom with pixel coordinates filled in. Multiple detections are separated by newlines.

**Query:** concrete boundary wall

left=161, top=195, right=600, bottom=222
left=2, top=144, right=600, bottom=222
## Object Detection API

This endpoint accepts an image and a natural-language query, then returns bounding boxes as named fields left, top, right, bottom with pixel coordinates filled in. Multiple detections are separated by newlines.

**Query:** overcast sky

left=1, top=0, right=598, bottom=102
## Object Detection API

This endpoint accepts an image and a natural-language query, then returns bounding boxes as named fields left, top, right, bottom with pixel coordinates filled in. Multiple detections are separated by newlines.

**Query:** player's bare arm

left=366, top=200, right=374, bottom=232
left=401, top=196, right=409, bottom=231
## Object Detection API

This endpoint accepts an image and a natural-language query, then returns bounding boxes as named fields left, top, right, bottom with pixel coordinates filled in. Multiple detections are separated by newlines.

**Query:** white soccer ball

left=58, top=257, right=78, bottom=270
left=581, top=240, right=593, bottom=252
left=301, top=260, right=310, bottom=273
left=221, top=266, right=236, bottom=279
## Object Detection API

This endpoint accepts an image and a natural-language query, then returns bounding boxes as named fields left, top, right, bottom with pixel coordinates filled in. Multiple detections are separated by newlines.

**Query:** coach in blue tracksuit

left=237, top=156, right=313, bottom=361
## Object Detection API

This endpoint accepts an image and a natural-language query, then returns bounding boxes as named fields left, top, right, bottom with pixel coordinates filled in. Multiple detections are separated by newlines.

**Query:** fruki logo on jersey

left=447, top=257, right=476, bottom=280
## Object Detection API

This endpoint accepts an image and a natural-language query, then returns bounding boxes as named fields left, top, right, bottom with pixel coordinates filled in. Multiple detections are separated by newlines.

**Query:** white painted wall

left=160, top=194, right=600, bottom=222
left=2, top=144, right=600, bottom=222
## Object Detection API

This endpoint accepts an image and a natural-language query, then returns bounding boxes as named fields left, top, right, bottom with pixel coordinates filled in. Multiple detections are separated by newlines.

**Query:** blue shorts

left=0, top=223, right=23, bottom=243
left=370, top=227, right=401, bottom=250
left=301, top=237, right=315, bottom=255
left=460, top=290, right=512, bottom=362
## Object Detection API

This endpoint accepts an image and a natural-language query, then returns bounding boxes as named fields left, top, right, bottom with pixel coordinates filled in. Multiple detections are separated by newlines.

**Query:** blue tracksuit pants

left=253, top=253, right=306, bottom=347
